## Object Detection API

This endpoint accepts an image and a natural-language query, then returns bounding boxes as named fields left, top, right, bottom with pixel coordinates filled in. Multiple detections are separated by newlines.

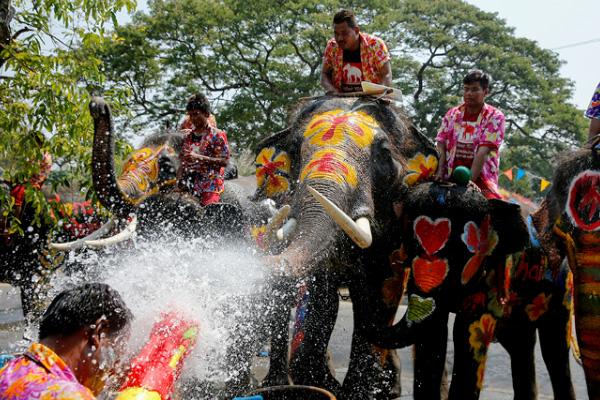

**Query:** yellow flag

left=540, top=179, right=551, bottom=191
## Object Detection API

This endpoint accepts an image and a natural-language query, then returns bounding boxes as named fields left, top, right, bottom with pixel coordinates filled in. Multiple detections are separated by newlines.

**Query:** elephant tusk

left=276, top=218, right=297, bottom=241
left=49, top=219, right=116, bottom=251
left=84, top=215, right=138, bottom=248
left=264, top=205, right=291, bottom=238
left=307, top=186, right=372, bottom=249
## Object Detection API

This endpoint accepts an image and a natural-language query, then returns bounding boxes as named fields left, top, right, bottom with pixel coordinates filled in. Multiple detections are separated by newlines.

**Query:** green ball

left=452, top=166, right=471, bottom=185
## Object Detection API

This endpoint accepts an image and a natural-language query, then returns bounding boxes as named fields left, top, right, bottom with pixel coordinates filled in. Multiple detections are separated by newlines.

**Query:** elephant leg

left=413, top=311, right=449, bottom=400
left=289, top=273, right=341, bottom=395
left=343, top=281, right=402, bottom=400
left=496, top=317, right=537, bottom=400
left=538, top=307, right=575, bottom=400
left=262, top=293, right=293, bottom=386
left=449, top=312, right=495, bottom=400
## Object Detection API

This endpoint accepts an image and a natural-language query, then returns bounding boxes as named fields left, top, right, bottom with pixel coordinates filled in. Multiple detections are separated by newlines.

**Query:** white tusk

left=49, top=219, right=116, bottom=251
left=264, top=205, right=291, bottom=237
left=307, top=186, right=372, bottom=249
left=276, top=218, right=297, bottom=241
left=84, top=215, right=138, bottom=248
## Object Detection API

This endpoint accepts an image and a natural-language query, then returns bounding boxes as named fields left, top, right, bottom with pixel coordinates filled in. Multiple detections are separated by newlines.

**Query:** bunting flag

left=540, top=178, right=551, bottom=191
left=500, top=165, right=552, bottom=195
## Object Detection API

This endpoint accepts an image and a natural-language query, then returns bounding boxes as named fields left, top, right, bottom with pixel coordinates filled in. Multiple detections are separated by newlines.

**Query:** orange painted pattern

left=300, top=148, right=358, bottom=188
left=303, top=109, right=377, bottom=148
left=118, top=146, right=165, bottom=201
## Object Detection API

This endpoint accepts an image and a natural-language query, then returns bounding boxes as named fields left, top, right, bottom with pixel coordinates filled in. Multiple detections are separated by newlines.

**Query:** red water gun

left=115, top=312, right=199, bottom=400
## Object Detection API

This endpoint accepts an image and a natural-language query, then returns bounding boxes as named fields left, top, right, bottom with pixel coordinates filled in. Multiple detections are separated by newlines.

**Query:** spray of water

left=43, top=233, right=275, bottom=398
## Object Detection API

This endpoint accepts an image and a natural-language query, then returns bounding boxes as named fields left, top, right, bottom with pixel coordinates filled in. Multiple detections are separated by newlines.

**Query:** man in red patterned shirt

left=321, top=9, right=392, bottom=94
left=177, top=93, right=230, bottom=206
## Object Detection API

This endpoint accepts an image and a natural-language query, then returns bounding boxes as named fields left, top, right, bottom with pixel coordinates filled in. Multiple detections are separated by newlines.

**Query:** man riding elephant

left=320, top=9, right=392, bottom=95
left=176, top=93, right=231, bottom=206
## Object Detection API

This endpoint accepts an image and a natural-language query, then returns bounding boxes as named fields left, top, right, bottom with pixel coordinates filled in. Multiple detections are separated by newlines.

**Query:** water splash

left=45, top=233, right=273, bottom=396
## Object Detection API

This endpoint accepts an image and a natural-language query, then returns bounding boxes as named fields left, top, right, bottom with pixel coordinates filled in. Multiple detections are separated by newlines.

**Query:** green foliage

left=98, top=0, right=585, bottom=194
left=0, top=0, right=135, bottom=234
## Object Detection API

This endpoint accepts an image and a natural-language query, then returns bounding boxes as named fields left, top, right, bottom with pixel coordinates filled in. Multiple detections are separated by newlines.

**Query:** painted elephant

left=246, top=95, right=438, bottom=399
left=50, top=97, right=270, bottom=250
left=550, top=142, right=600, bottom=399
left=356, top=181, right=575, bottom=400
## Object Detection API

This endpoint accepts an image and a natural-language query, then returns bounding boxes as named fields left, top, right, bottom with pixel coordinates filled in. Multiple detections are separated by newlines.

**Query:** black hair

left=463, top=69, right=491, bottom=91
left=333, top=9, right=357, bottom=29
left=186, top=93, right=211, bottom=115
left=39, top=283, right=133, bottom=340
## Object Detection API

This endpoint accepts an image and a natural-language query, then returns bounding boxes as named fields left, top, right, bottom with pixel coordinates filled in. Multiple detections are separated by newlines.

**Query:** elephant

left=246, top=95, right=439, bottom=399
left=355, top=181, right=575, bottom=400
left=549, top=141, right=600, bottom=399
left=50, top=97, right=272, bottom=251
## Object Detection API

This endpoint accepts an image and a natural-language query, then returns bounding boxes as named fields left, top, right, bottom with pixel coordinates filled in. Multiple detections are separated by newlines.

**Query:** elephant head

left=362, top=181, right=529, bottom=348
left=254, top=96, right=438, bottom=276
left=549, top=144, right=600, bottom=399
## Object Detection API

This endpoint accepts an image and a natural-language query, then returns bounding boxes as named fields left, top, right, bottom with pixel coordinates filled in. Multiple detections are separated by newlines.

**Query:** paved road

left=326, top=300, right=588, bottom=399
left=0, top=285, right=589, bottom=399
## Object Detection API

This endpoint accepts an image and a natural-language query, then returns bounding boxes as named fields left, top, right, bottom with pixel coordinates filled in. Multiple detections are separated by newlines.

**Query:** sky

left=465, top=0, right=599, bottom=109
left=118, top=0, right=599, bottom=110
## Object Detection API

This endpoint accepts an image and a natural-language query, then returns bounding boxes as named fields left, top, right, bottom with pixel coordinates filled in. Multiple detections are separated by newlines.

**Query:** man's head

left=463, top=69, right=491, bottom=108
left=39, top=283, right=133, bottom=394
left=186, top=93, right=211, bottom=130
left=333, top=9, right=360, bottom=51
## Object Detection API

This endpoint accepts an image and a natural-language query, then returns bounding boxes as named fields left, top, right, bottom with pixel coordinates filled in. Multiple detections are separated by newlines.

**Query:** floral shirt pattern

left=436, top=103, right=505, bottom=197
left=585, top=82, right=600, bottom=120
left=0, top=343, right=95, bottom=400
left=323, top=32, right=390, bottom=91
left=178, top=126, right=230, bottom=195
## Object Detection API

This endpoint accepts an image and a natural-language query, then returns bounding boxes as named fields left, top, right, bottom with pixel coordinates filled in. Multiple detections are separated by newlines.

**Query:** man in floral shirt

left=435, top=70, right=505, bottom=199
left=177, top=93, right=230, bottom=206
left=321, top=9, right=392, bottom=94
left=0, top=283, right=132, bottom=399
left=586, top=82, right=600, bottom=141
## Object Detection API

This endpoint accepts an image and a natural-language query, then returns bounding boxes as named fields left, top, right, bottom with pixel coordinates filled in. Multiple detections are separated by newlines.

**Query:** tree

left=98, top=0, right=585, bottom=184
left=384, top=0, right=587, bottom=181
left=0, top=0, right=135, bottom=234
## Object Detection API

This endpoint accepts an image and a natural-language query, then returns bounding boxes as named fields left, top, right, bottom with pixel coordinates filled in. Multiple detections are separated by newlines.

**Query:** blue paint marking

left=437, top=192, right=446, bottom=205
left=526, top=215, right=541, bottom=248
left=232, top=396, right=264, bottom=400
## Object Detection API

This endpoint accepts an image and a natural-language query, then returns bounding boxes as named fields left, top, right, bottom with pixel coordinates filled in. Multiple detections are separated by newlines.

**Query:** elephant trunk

left=350, top=268, right=435, bottom=348
left=90, top=97, right=134, bottom=217
left=277, top=181, right=359, bottom=277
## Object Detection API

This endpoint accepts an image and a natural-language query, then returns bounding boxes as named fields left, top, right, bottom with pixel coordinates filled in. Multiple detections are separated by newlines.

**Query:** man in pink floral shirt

left=435, top=70, right=505, bottom=199
left=321, top=9, right=392, bottom=94
left=0, top=283, right=132, bottom=399
left=177, top=93, right=230, bottom=206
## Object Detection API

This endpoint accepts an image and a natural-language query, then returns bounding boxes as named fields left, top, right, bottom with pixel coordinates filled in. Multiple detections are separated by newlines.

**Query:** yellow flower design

left=255, top=147, right=291, bottom=197
left=468, top=313, right=497, bottom=362
left=300, top=148, right=358, bottom=188
left=403, top=153, right=438, bottom=186
left=251, top=225, right=268, bottom=250
left=304, top=109, right=377, bottom=148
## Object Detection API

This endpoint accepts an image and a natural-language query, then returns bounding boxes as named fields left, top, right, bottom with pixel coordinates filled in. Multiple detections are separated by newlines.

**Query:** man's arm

left=470, top=146, right=492, bottom=182
left=589, top=118, right=600, bottom=141
left=435, top=142, right=446, bottom=180
left=378, top=61, right=392, bottom=88
left=321, top=64, right=338, bottom=95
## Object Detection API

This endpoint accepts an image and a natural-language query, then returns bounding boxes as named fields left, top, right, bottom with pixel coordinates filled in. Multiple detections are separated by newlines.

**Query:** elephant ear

left=488, top=199, right=528, bottom=256
left=253, top=128, right=298, bottom=203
